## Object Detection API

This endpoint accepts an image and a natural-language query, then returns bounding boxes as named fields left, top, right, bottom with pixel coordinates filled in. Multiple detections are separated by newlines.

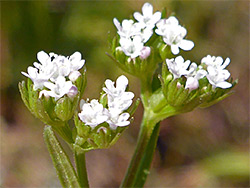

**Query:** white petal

left=171, top=45, right=180, bottom=55
left=21, top=71, right=31, bottom=78
left=104, top=79, right=114, bottom=91
left=179, top=39, right=194, bottom=51
left=221, top=57, right=230, bottom=69
left=70, top=51, right=81, bottom=62
left=113, top=18, right=121, bottom=31
left=196, top=69, right=207, bottom=80
left=216, top=81, right=232, bottom=89
left=133, top=12, right=143, bottom=22
left=152, top=12, right=162, bottom=23
left=37, top=51, right=49, bottom=64
left=175, top=56, right=184, bottom=63
left=44, top=81, right=55, bottom=90
left=116, top=75, right=128, bottom=90
left=220, top=69, right=231, bottom=80
left=27, top=66, right=38, bottom=78
left=142, top=2, right=153, bottom=17
left=168, top=16, right=179, bottom=25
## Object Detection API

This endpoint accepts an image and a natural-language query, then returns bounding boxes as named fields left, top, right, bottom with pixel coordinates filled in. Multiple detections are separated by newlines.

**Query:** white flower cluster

left=22, top=51, right=85, bottom=100
left=78, top=75, right=134, bottom=130
left=114, top=2, right=161, bottom=58
left=114, top=2, right=194, bottom=58
left=166, top=55, right=232, bottom=90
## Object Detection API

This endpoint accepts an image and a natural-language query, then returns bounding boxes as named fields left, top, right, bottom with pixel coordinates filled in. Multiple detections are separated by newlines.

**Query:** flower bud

left=140, top=46, right=151, bottom=59
left=67, top=85, right=78, bottom=99
left=185, top=77, right=199, bottom=91
left=69, top=71, right=81, bottom=82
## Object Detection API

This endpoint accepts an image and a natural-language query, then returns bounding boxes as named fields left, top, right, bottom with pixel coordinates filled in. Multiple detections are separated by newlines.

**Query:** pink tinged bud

left=69, top=71, right=81, bottom=82
left=67, top=85, right=78, bottom=98
left=185, top=77, right=199, bottom=91
left=140, top=46, right=151, bottom=59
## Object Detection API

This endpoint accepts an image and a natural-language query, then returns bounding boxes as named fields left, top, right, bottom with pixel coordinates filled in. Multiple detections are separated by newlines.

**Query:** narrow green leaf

left=43, top=126, right=80, bottom=188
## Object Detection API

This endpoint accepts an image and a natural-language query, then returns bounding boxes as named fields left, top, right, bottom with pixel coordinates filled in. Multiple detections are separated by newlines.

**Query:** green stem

left=120, top=110, right=160, bottom=187
left=140, top=76, right=152, bottom=107
left=74, top=149, right=89, bottom=188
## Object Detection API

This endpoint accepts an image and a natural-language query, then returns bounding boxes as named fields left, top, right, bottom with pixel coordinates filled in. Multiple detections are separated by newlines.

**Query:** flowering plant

left=19, top=2, right=237, bottom=187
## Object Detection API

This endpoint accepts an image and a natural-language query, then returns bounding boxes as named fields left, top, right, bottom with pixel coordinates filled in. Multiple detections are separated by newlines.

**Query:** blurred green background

left=1, top=1, right=249, bottom=187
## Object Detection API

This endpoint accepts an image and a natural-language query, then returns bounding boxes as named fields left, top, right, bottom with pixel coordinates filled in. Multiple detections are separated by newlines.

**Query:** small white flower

left=22, top=51, right=57, bottom=90
left=113, top=18, right=141, bottom=39
left=106, top=112, right=131, bottom=130
left=156, top=16, right=194, bottom=55
left=201, top=55, right=232, bottom=89
left=119, top=36, right=144, bottom=58
left=201, top=55, right=230, bottom=70
left=41, top=76, right=73, bottom=101
left=166, top=56, right=192, bottom=79
left=206, top=66, right=232, bottom=89
left=133, top=2, right=161, bottom=29
left=78, top=99, right=109, bottom=128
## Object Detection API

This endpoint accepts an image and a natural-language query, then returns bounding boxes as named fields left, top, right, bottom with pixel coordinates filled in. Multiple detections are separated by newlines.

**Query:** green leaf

left=43, top=126, right=81, bottom=188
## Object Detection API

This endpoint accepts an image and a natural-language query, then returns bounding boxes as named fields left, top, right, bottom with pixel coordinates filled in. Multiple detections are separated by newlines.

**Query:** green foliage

left=43, top=126, right=81, bottom=188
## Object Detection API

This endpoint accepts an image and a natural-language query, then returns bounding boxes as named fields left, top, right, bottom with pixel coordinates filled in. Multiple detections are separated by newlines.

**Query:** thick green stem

left=74, top=149, right=89, bottom=188
left=120, top=110, right=160, bottom=187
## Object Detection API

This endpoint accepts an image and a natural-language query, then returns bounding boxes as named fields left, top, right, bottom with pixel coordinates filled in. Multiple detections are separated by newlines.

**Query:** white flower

left=106, top=112, right=130, bottom=130
left=201, top=55, right=230, bottom=70
left=22, top=51, right=57, bottom=90
left=40, top=76, right=73, bottom=101
left=119, top=36, right=144, bottom=58
left=206, top=66, right=232, bottom=89
left=78, top=99, right=109, bottom=128
left=166, top=56, right=192, bottom=79
left=155, top=16, right=194, bottom=55
left=201, top=55, right=232, bottom=89
left=133, top=2, right=161, bottom=29
left=113, top=18, right=141, bottom=39
left=103, top=75, right=134, bottom=113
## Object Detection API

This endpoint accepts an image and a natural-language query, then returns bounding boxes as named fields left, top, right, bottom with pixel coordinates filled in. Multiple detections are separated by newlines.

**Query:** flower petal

left=37, top=51, right=49, bottom=64
left=171, top=45, right=180, bottom=55
left=142, top=2, right=153, bottom=17
left=133, top=12, right=143, bottom=22
left=216, top=81, right=232, bottom=89
left=179, top=39, right=194, bottom=51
